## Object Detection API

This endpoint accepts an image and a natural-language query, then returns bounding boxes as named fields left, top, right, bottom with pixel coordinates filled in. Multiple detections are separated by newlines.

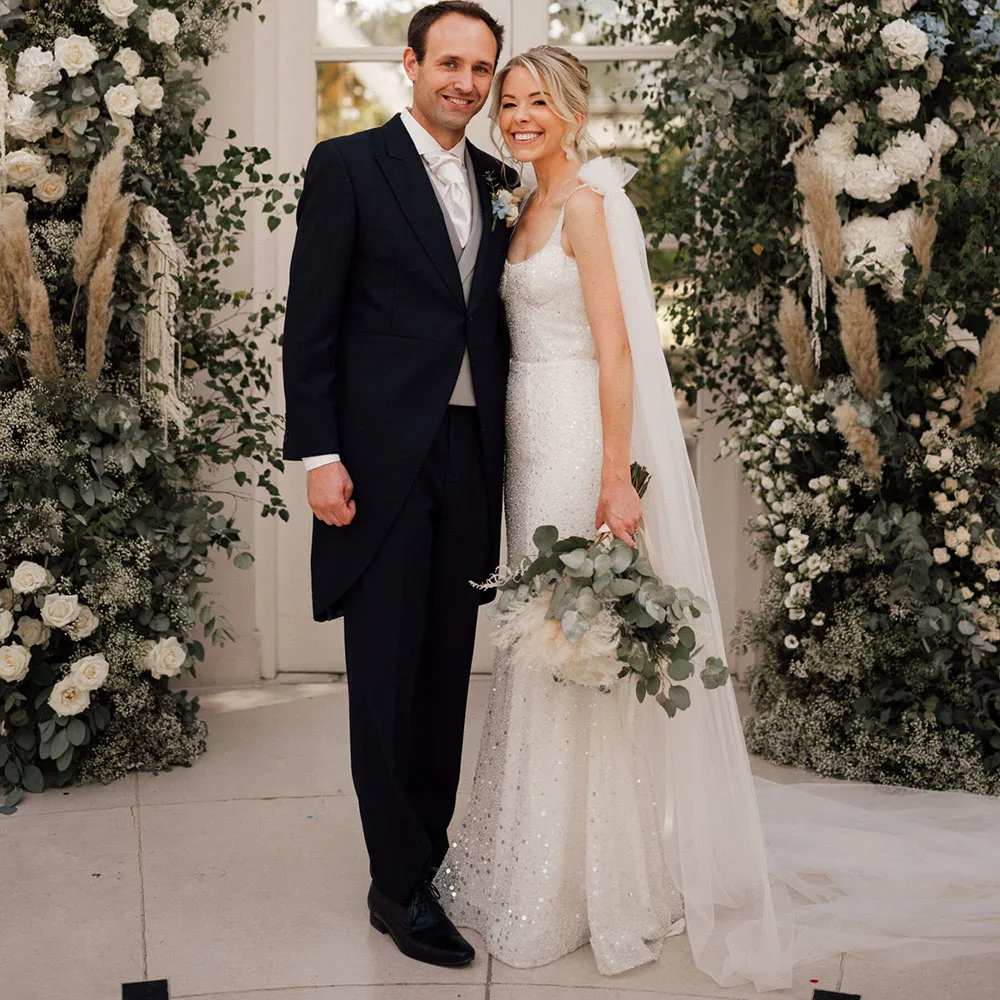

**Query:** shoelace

left=412, top=880, right=442, bottom=925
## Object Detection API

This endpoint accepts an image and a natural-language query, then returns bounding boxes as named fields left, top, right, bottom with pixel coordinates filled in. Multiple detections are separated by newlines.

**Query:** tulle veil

left=572, top=155, right=1000, bottom=991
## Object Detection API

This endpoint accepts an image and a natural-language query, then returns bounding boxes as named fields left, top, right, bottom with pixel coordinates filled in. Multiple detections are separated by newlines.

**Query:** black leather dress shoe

left=368, top=879, right=475, bottom=967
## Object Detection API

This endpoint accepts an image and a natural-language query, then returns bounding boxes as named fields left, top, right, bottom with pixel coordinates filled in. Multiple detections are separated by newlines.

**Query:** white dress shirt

left=303, top=110, right=475, bottom=473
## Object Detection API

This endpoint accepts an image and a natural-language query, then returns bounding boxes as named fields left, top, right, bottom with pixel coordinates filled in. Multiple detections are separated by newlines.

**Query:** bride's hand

left=595, top=476, right=642, bottom=548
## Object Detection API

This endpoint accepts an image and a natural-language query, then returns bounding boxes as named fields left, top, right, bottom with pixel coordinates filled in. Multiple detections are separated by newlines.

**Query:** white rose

left=950, top=97, right=976, bottom=123
left=10, top=560, right=51, bottom=594
left=988, top=568, right=1000, bottom=583
left=811, top=612, right=827, bottom=626
left=69, top=606, right=100, bottom=639
left=880, top=19, right=929, bottom=72
left=784, top=634, right=800, bottom=650
left=33, top=172, right=68, bottom=204
left=925, top=118, right=958, bottom=157
left=48, top=675, right=91, bottom=717
left=72, top=653, right=109, bottom=691
left=3, top=149, right=49, bottom=189
left=789, top=608, right=807, bottom=620
left=16, top=617, right=50, bottom=647
left=148, top=8, right=181, bottom=45
left=0, top=644, right=31, bottom=683
left=145, top=636, right=188, bottom=678
left=0, top=610, right=13, bottom=642
left=15, top=47, right=62, bottom=94
left=105, top=82, right=141, bottom=118
left=777, top=0, right=806, bottom=20
left=876, top=85, right=921, bottom=124
left=135, top=76, right=165, bottom=114
left=98, top=0, right=138, bottom=28
left=925, top=454, right=943, bottom=472
left=114, top=47, right=144, bottom=81
left=933, top=547, right=950, bottom=564
left=41, top=593, right=82, bottom=629
left=54, top=34, right=100, bottom=77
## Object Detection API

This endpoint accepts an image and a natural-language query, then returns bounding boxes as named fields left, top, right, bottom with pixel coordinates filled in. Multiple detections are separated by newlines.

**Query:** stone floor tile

left=492, top=988, right=744, bottom=1000
left=4, top=805, right=144, bottom=1000
left=140, top=795, right=487, bottom=996
left=179, top=988, right=484, bottom=1000
left=841, top=952, right=1000, bottom=1000
left=491, top=935, right=843, bottom=999
left=12, top=771, right=137, bottom=816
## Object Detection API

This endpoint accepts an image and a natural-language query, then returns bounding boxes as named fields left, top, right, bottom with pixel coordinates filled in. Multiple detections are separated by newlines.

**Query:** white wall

left=192, top=1, right=763, bottom=685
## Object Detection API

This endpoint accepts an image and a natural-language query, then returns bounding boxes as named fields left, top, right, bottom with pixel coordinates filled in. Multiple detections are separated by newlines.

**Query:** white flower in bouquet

left=3, top=149, right=49, bottom=189
left=54, top=35, right=100, bottom=77
left=988, top=568, right=1000, bottom=583
left=844, top=153, right=900, bottom=202
left=114, top=47, right=144, bottom=81
left=148, top=8, right=181, bottom=45
left=15, top=616, right=50, bottom=647
left=15, top=47, right=61, bottom=94
left=842, top=210, right=913, bottom=300
left=145, top=636, right=187, bottom=678
left=789, top=608, right=807, bottom=620
left=795, top=16, right=824, bottom=53
left=784, top=634, right=800, bottom=650
left=924, top=117, right=958, bottom=157
left=876, top=85, right=921, bottom=123
left=826, top=4, right=873, bottom=52
left=777, top=0, right=806, bottom=21
left=48, top=676, right=91, bottom=717
left=811, top=611, right=827, bottom=626
left=4, top=94, right=58, bottom=142
left=69, top=606, right=100, bottom=639
left=10, top=560, right=52, bottom=595
left=925, top=55, right=944, bottom=87
left=98, top=0, right=138, bottom=28
left=0, top=589, right=14, bottom=611
left=33, top=172, right=68, bottom=204
left=135, top=76, right=165, bottom=114
left=105, top=82, right=141, bottom=118
left=925, top=453, right=944, bottom=472
left=949, top=97, right=976, bottom=123
left=71, top=653, right=109, bottom=692
left=880, top=0, right=916, bottom=13
left=0, top=644, right=31, bottom=683
left=495, top=591, right=622, bottom=689
left=0, top=609, right=13, bottom=642
left=41, top=594, right=81, bottom=629
left=881, top=131, right=932, bottom=185
left=880, top=19, right=928, bottom=70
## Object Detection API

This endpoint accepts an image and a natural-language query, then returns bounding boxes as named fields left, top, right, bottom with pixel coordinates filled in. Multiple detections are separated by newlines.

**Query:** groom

left=281, top=1, right=512, bottom=969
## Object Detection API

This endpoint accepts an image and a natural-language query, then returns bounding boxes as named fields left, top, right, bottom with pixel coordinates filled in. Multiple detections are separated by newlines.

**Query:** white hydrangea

left=804, top=61, right=837, bottom=101
left=777, top=0, right=806, bottom=20
left=924, top=117, right=959, bottom=157
left=880, top=0, right=917, bottom=13
left=4, top=149, right=48, bottom=188
left=876, top=85, right=921, bottom=123
left=843, top=153, right=900, bottom=203
left=54, top=34, right=99, bottom=77
left=148, top=8, right=181, bottom=45
left=105, top=82, right=141, bottom=118
left=881, top=130, right=932, bottom=185
left=3, top=94, right=58, bottom=142
left=925, top=55, right=944, bottom=88
left=98, top=0, right=138, bottom=28
left=814, top=104, right=864, bottom=193
left=15, top=47, right=61, bottom=94
left=826, top=4, right=873, bottom=52
left=950, top=97, right=976, bottom=123
left=880, top=19, right=929, bottom=71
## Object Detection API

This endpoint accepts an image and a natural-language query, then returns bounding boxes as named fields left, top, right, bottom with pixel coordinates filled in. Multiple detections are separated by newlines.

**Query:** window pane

left=549, top=0, right=627, bottom=45
left=317, top=61, right=410, bottom=141
left=317, top=0, right=435, bottom=48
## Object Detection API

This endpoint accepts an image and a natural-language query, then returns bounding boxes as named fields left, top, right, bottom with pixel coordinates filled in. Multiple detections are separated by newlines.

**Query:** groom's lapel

left=376, top=114, right=465, bottom=307
left=466, top=142, right=508, bottom=314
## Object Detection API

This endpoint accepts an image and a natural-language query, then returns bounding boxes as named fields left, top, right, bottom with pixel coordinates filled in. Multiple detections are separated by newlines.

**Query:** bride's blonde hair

left=489, top=45, right=598, bottom=163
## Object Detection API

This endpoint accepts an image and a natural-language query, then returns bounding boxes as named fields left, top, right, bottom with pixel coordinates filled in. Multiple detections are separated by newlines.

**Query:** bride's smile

left=497, top=65, right=584, bottom=164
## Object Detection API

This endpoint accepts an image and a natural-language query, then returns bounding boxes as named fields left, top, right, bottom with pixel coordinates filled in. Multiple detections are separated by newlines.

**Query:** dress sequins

left=438, top=200, right=684, bottom=975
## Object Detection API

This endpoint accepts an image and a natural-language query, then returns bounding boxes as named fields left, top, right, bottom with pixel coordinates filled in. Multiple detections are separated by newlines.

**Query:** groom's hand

left=308, top=462, right=356, bottom=527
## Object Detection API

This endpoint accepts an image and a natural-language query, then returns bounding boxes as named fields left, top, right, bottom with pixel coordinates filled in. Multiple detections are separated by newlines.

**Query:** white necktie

left=423, top=148, right=472, bottom=248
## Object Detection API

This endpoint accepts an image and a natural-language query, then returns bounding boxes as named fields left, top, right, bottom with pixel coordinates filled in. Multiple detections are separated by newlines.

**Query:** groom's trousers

left=342, top=405, right=492, bottom=905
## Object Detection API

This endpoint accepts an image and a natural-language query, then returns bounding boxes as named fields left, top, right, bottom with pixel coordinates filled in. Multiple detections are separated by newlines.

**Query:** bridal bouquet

left=482, top=466, right=730, bottom=714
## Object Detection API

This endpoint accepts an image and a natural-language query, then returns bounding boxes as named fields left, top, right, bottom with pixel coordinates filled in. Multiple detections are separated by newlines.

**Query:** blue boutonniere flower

left=485, top=172, right=528, bottom=231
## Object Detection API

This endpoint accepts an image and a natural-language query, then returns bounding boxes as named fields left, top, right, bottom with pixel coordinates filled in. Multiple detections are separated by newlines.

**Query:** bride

left=438, top=44, right=1000, bottom=992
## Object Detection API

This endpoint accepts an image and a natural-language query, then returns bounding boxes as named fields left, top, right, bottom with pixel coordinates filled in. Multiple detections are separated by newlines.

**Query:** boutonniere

left=486, top=172, right=529, bottom=231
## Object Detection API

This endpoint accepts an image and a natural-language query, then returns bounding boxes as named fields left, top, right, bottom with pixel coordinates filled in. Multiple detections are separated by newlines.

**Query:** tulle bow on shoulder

left=577, top=156, right=638, bottom=195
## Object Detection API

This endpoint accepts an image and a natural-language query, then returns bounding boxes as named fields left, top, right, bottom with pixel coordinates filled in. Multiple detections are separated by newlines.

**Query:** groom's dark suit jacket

left=282, top=114, right=514, bottom=621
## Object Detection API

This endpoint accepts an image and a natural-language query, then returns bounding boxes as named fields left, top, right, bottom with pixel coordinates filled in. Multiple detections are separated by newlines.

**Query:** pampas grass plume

left=910, top=201, right=938, bottom=283
left=73, top=139, right=126, bottom=288
left=959, top=318, right=1000, bottom=430
left=0, top=257, right=16, bottom=337
left=777, top=288, right=817, bottom=393
left=0, top=204, right=34, bottom=306
left=86, top=249, right=117, bottom=384
left=833, top=401, right=883, bottom=480
left=26, top=276, right=59, bottom=381
left=796, top=148, right=844, bottom=281
left=835, top=286, right=882, bottom=401
left=99, top=193, right=134, bottom=263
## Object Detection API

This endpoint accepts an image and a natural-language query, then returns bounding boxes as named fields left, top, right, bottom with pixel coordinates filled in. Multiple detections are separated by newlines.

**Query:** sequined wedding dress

left=437, top=181, right=684, bottom=976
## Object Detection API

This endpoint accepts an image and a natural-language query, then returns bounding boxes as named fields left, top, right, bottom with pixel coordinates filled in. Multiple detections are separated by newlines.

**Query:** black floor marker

left=122, top=981, right=169, bottom=1000
left=813, top=991, right=861, bottom=1000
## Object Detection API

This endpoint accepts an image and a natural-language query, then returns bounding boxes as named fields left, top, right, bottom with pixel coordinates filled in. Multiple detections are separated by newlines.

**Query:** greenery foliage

left=0, top=0, right=296, bottom=811
left=612, top=0, right=1000, bottom=792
